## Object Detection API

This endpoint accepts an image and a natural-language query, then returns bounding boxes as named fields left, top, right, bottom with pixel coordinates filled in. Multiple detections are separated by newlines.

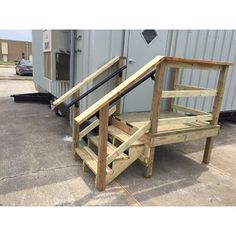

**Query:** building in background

left=0, top=39, right=32, bottom=62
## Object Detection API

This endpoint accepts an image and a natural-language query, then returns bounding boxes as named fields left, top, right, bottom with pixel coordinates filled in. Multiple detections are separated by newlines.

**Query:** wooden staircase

left=76, top=120, right=148, bottom=185
left=53, top=55, right=233, bottom=191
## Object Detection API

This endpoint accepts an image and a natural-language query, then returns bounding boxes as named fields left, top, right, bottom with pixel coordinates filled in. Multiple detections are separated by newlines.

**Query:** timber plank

left=89, top=136, right=129, bottom=164
left=79, top=105, right=116, bottom=139
left=75, top=56, right=165, bottom=124
left=106, top=122, right=150, bottom=165
left=162, top=90, right=217, bottom=98
left=53, top=56, right=120, bottom=106
left=151, top=126, right=219, bottom=147
left=108, top=125, right=144, bottom=146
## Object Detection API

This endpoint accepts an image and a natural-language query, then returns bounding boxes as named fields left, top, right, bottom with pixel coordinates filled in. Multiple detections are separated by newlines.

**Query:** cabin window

left=44, top=52, right=51, bottom=79
left=142, top=30, right=158, bottom=45
left=55, top=52, right=70, bottom=81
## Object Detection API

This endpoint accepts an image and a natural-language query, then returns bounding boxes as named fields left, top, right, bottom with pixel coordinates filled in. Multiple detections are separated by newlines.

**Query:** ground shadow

left=115, top=145, right=209, bottom=205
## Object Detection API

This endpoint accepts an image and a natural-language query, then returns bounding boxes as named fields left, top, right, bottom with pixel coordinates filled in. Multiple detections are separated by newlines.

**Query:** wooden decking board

left=68, top=56, right=232, bottom=191
left=115, top=111, right=212, bottom=133
left=108, top=125, right=143, bottom=146
left=89, top=136, right=129, bottom=163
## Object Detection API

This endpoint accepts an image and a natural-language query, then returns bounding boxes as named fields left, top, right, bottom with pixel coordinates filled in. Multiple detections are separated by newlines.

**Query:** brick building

left=0, top=39, right=32, bottom=62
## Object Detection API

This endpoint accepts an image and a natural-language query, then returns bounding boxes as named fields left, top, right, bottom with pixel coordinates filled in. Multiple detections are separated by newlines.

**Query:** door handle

left=128, top=58, right=136, bottom=64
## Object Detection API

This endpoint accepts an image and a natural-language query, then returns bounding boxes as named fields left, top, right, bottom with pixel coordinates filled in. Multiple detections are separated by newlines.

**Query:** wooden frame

left=55, top=55, right=232, bottom=191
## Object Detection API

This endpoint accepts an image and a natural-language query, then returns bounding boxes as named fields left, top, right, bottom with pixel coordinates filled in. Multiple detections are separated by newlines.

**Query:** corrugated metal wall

left=32, top=30, right=70, bottom=98
left=32, top=30, right=236, bottom=112
left=74, top=30, right=124, bottom=111
left=166, top=30, right=236, bottom=112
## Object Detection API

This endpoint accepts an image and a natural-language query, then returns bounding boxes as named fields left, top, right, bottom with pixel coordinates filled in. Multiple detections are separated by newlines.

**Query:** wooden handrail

left=106, top=121, right=151, bottom=164
left=165, top=56, right=233, bottom=69
left=53, top=56, right=121, bottom=106
left=75, top=56, right=166, bottom=124
left=74, top=56, right=233, bottom=125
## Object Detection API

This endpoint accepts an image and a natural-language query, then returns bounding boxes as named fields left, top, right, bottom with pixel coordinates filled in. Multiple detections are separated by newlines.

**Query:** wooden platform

left=115, top=111, right=220, bottom=146
left=53, top=55, right=232, bottom=191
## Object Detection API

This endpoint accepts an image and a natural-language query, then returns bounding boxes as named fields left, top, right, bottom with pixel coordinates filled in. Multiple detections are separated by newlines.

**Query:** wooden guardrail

left=72, top=56, right=232, bottom=189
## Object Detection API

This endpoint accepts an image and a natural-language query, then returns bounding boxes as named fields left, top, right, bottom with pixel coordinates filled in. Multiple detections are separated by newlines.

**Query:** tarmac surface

left=0, top=76, right=236, bottom=206
left=0, top=66, right=33, bottom=81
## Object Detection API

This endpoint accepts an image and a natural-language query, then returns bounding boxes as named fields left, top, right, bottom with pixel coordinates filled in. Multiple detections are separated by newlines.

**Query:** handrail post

left=203, top=65, right=229, bottom=163
left=96, top=104, right=109, bottom=191
left=144, top=62, right=166, bottom=177
left=169, top=67, right=180, bottom=111
left=72, top=91, right=80, bottom=159
left=114, top=58, right=124, bottom=116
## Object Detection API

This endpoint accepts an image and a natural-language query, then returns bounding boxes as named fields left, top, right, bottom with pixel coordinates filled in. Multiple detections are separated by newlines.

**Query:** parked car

left=15, top=60, right=33, bottom=76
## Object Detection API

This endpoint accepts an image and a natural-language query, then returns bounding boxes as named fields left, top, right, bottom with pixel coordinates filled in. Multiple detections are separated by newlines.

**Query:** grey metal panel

left=173, top=30, right=236, bottom=111
left=123, top=30, right=169, bottom=112
left=32, top=30, right=236, bottom=113
left=168, top=30, right=236, bottom=112
left=32, top=30, right=70, bottom=99
left=74, top=30, right=124, bottom=111
left=32, top=30, right=44, bottom=90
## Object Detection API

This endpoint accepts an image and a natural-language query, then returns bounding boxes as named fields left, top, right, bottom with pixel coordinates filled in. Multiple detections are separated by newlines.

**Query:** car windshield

left=21, top=60, right=32, bottom=66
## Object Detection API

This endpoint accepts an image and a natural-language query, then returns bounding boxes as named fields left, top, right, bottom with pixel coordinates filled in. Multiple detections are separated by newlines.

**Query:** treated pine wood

left=145, top=63, right=166, bottom=177
left=106, top=122, right=150, bottom=165
left=110, top=117, right=150, bottom=145
left=116, top=111, right=214, bottom=133
left=106, top=146, right=144, bottom=185
left=175, top=84, right=210, bottom=90
left=79, top=105, right=116, bottom=140
left=151, top=126, right=219, bottom=147
left=144, top=147, right=155, bottom=178
left=53, top=56, right=120, bottom=106
left=76, top=147, right=113, bottom=175
left=76, top=147, right=98, bottom=175
left=72, top=91, right=80, bottom=159
left=210, top=66, right=229, bottom=125
left=96, top=104, right=109, bottom=191
left=158, top=114, right=212, bottom=125
left=138, top=145, right=151, bottom=167
left=203, top=66, right=229, bottom=164
left=71, top=56, right=232, bottom=189
left=165, top=56, right=233, bottom=67
left=162, top=89, right=217, bottom=98
left=85, top=145, right=113, bottom=174
left=89, top=136, right=129, bottom=164
left=167, top=61, right=222, bottom=71
left=75, top=56, right=165, bottom=124
left=203, top=137, right=214, bottom=164
left=150, top=63, right=166, bottom=133
left=108, top=125, right=144, bottom=146
left=172, top=104, right=209, bottom=115
left=169, top=68, right=180, bottom=111
left=114, top=58, right=124, bottom=116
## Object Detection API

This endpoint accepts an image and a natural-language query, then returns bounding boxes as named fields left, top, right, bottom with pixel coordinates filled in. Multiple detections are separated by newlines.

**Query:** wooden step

left=75, top=147, right=113, bottom=175
left=89, top=136, right=129, bottom=163
left=108, top=125, right=143, bottom=146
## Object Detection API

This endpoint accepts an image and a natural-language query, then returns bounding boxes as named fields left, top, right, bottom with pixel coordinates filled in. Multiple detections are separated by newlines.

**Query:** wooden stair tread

left=75, top=147, right=97, bottom=175
left=108, top=125, right=143, bottom=146
left=89, top=136, right=129, bottom=159
left=75, top=147, right=112, bottom=175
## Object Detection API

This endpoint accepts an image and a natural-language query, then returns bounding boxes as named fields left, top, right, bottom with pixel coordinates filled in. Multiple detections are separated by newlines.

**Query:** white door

left=123, top=30, right=169, bottom=112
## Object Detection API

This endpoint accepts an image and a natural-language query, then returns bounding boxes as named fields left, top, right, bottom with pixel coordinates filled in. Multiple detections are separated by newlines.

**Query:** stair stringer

left=105, top=146, right=145, bottom=185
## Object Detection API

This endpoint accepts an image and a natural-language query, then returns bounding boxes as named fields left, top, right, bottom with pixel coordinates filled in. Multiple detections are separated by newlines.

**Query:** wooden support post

left=114, top=58, right=124, bottom=116
left=72, top=91, right=80, bottom=160
left=169, top=68, right=180, bottom=111
left=203, top=66, right=229, bottom=163
left=96, top=104, right=109, bottom=191
left=144, top=62, right=166, bottom=177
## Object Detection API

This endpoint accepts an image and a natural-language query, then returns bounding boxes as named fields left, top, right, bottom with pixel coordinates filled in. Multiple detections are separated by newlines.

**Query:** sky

left=0, top=30, right=32, bottom=42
